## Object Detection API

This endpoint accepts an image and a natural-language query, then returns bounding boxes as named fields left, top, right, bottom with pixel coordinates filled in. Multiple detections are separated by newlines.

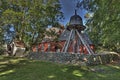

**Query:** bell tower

left=61, top=10, right=94, bottom=54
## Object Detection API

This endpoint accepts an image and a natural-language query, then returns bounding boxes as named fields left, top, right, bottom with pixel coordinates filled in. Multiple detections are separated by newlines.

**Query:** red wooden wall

left=32, top=40, right=95, bottom=54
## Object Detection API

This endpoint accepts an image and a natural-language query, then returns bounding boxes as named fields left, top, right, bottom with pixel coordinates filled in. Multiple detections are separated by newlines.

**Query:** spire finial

left=75, top=9, right=77, bottom=15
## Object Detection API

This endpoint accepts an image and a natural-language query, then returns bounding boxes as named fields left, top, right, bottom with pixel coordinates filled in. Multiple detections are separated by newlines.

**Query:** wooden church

left=32, top=10, right=95, bottom=54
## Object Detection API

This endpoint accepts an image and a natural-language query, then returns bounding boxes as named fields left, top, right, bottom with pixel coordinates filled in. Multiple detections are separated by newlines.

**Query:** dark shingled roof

left=59, top=29, right=92, bottom=44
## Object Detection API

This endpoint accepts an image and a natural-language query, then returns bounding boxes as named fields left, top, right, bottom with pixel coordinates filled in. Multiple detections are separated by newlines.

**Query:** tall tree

left=0, top=0, right=63, bottom=53
left=76, top=0, right=120, bottom=52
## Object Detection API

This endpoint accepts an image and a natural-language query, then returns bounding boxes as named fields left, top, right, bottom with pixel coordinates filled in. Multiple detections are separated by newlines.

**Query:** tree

left=0, top=0, right=63, bottom=54
left=0, top=26, right=3, bottom=51
left=76, top=0, right=120, bottom=52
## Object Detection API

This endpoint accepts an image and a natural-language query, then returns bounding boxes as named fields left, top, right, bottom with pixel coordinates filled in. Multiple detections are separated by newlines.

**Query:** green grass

left=0, top=56, right=120, bottom=80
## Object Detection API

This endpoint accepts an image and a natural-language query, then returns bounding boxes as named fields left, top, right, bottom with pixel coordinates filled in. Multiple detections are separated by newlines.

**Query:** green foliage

left=77, top=0, right=120, bottom=52
left=0, top=0, right=63, bottom=51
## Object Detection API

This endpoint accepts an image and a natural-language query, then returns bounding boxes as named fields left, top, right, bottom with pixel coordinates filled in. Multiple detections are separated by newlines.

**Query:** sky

left=59, top=0, right=87, bottom=26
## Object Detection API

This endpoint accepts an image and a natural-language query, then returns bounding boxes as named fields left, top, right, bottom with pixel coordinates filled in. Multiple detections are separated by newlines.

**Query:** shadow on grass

left=0, top=56, right=120, bottom=80
left=63, top=64, right=120, bottom=80
left=0, top=56, right=31, bottom=77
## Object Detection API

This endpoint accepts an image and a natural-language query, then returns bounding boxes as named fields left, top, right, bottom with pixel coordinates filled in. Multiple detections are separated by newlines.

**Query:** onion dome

left=67, top=10, right=86, bottom=31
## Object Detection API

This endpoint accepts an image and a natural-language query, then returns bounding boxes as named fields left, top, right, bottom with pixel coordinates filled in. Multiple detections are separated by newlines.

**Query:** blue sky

left=59, top=0, right=87, bottom=25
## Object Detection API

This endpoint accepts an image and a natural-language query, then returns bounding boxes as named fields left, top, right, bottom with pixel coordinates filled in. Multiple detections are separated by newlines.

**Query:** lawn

left=0, top=56, right=120, bottom=80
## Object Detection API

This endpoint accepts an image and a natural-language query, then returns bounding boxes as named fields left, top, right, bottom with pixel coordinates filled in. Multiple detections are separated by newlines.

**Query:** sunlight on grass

left=9, top=58, right=24, bottom=64
left=110, top=65, right=120, bottom=69
left=0, top=61, right=9, bottom=65
left=0, top=69, right=15, bottom=76
left=47, top=75, right=56, bottom=79
left=72, top=70, right=83, bottom=77
left=0, top=57, right=25, bottom=64
left=61, top=68, right=68, bottom=72
left=10, top=59, right=19, bottom=64
left=97, top=74, right=106, bottom=78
